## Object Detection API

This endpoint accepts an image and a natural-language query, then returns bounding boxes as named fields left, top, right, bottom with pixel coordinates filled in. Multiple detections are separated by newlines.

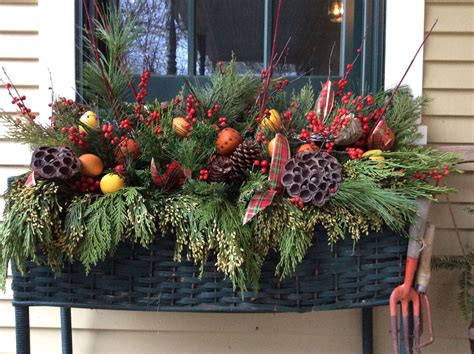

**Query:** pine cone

left=281, top=151, right=342, bottom=207
left=207, top=154, right=234, bottom=182
left=230, top=140, right=261, bottom=180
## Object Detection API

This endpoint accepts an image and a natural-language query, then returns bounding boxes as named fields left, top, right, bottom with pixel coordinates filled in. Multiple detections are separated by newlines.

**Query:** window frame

left=77, top=0, right=386, bottom=101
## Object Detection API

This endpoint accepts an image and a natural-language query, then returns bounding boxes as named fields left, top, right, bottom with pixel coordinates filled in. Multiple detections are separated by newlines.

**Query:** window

left=78, top=0, right=385, bottom=100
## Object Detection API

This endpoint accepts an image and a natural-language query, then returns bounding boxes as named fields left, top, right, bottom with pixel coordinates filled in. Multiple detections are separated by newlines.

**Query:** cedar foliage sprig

left=0, top=178, right=66, bottom=290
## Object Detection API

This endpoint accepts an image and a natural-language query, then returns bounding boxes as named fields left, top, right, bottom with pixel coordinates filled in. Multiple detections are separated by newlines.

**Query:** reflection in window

left=195, top=0, right=265, bottom=75
left=121, top=0, right=188, bottom=75
left=121, top=0, right=341, bottom=77
left=272, top=0, right=341, bottom=77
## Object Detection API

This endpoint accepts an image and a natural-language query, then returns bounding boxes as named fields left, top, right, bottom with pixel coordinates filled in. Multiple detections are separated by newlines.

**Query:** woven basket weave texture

left=12, top=227, right=407, bottom=313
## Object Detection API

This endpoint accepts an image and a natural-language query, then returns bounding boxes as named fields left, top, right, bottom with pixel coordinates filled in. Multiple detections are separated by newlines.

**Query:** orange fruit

left=115, top=139, right=140, bottom=163
left=100, top=173, right=125, bottom=194
left=268, top=137, right=276, bottom=157
left=215, top=128, right=242, bottom=155
left=79, top=154, right=104, bottom=177
left=172, top=117, right=192, bottom=138
left=297, top=144, right=318, bottom=155
left=260, top=109, right=282, bottom=133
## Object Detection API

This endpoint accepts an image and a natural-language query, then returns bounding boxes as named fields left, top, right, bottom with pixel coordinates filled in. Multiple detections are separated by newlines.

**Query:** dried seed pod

left=281, top=151, right=342, bottom=207
left=31, top=146, right=81, bottom=180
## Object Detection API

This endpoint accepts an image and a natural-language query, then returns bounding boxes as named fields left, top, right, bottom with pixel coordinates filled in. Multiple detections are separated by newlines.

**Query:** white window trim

left=38, top=0, right=76, bottom=123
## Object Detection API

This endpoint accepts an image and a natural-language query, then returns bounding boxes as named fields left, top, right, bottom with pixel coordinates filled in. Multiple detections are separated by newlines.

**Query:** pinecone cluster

left=207, top=140, right=261, bottom=182
left=281, top=151, right=342, bottom=207
left=31, top=146, right=81, bottom=180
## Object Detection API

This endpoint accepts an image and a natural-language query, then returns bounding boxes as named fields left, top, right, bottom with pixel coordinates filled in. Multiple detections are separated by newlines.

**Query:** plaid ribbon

left=243, top=133, right=290, bottom=224
left=151, top=158, right=186, bottom=191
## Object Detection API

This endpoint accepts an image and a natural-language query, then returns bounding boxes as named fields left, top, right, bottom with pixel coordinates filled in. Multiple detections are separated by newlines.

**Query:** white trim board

left=38, top=0, right=76, bottom=124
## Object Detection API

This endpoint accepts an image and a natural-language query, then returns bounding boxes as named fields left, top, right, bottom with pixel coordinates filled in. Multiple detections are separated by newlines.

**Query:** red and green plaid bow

left=243, top=133, right=290, bottom=224
left=151, top=158, right=188, bottom=191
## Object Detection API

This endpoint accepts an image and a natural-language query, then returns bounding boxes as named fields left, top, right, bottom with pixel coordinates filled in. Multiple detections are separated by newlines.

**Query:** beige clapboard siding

left=423, top=116, right=474, bottom=143
left=424, top=62, right=474, bottom=89
left=423, top=89, right=474, bottom=116
left=424, top=33, right=474, bottom=62
left=425, top=2, right=474, bottom=33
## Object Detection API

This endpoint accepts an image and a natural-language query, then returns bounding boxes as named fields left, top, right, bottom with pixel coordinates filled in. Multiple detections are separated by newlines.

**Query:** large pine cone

left=207, top=154, right=235, bottom=182
left=281, top=151, right=342, bottom=207
left=230, top=140, right=261, bottom=180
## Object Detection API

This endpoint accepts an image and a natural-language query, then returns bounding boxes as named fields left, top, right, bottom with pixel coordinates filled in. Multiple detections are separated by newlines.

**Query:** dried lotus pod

left=334, top=114, right=362, bottom=146
left=31, top=146, right=81, bottom=180
left=281, top=151, right=342, bottom=207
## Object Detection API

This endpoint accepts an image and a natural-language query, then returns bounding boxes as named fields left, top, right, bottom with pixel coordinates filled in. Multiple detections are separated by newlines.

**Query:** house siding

left=0, top=0, right=472, bottom=353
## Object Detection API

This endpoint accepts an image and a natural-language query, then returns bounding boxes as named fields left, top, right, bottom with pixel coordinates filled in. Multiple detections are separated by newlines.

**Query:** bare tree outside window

left=120, top=0, right=188, bottom=74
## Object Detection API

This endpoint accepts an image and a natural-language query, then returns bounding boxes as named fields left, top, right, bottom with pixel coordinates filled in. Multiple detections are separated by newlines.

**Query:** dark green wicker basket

left=11, top=227, right=407, bottom=313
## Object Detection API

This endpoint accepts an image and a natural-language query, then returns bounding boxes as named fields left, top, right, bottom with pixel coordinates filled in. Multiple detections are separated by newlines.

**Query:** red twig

left=373, top=19, right=438, bottom=128
left=82, top=0, right=122, bottom=120
left=258, top=0, right=284, bottom=120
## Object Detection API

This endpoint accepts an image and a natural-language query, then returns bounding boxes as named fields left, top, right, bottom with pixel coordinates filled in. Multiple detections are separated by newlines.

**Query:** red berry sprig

left=73, top=176, right=101, bottom=193
left=345, top=147, right=364, bottom=160
left=414, top=165, right=450, bottom=181
left=3, top=82, right=36, bottom=120
left=199, top=169, right=209, bottom=181
left=218, top=117, right=227, bottom=128
left=135, top=68, right=150, bottom=111
left=290, top=197, right=304, bottom=209
left=61, top=127, right=88, bottom=149
left=254, top=159, right=269, bottom=174
left=185, top=94, right=199, bottom=123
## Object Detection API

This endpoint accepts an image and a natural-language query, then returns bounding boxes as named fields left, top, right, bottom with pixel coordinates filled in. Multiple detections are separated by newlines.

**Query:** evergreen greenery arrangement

left=0, top=7, right=462, bottom=291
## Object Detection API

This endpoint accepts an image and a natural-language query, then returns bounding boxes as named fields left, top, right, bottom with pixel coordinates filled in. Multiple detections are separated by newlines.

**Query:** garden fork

left=390, top=198, right=431, bottom=354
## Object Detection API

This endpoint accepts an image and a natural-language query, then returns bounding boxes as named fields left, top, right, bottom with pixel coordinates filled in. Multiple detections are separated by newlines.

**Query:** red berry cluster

left=283, top=109, right=293, bottom=122
left=199, top=169, right=209, bottom=181
left=345, top=147, right=364, bottom=160
left=185, top=95, right=199, bottom=123
left=261, top=69, right=267, bottom=79
left=145, top=111, right=161, bottom=128
left=206, top=103, right=220, bottom=119
left=61, top=127, right=88, bottom=149
left=114, top=164, right=125, bottom=175
left=254, top=159, right=269, bottom=173
left=273, top=79, right=289, bottom=92
left=118, top=117, right=134, bottom=131
left=4, top=83, right=36, bottom=120
left=336, top=77, right=348, bottom=96
left=256, top=131, right=268, bottom=144
left=290, top=197, right=304, bottom=208
left=289, top=101, right=300, bottom=110
left=72, top=176, right=101, bottom=192
left=217, top=61, right=225, bottom=74
left=306, top=112, right=324, bottom=134
left=298, top=128, right=311, bottom=141
left=218, top=117, right=227, bottom=128
left=413, top=165, right=450, bottom=180
left=135, top=68, right=150, bottom=111
left=101, top=124, right=114, bottom=139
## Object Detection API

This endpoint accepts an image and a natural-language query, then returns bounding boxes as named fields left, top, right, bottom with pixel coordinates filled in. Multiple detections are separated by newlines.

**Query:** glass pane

left=195, top=0, right=265, bottom=75
left=272, top=0, right=342, bottom=76
left=120, top=0, right=188, bottom=75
